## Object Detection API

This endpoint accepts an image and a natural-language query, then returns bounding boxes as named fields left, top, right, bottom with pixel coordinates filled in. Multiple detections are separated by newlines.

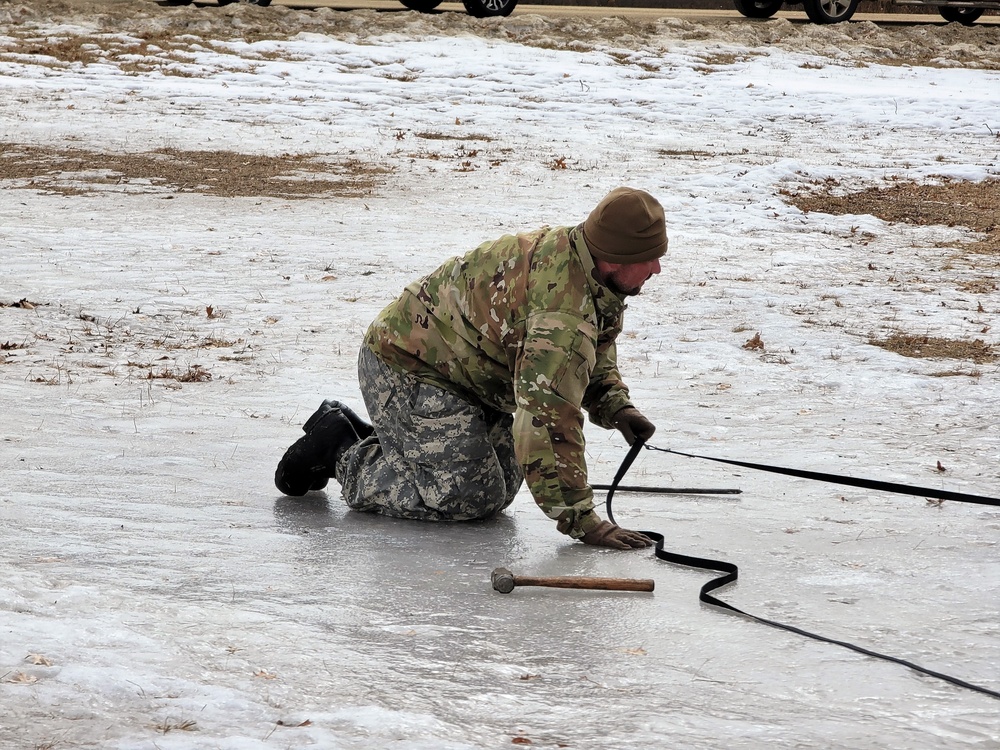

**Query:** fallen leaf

left=25, top=654, right=52, bottom=666
left=253, top=669, right=277, bottom=679
left=512, top=737, right=532, bottom=745
left=936, top=460, right=946, bottom=473
left=622, top=646, right=647, bottom=656
left=742, top=332, right=764, bottom=351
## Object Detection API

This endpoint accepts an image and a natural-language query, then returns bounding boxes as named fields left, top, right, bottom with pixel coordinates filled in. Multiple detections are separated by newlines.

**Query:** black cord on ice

left=648, top=445, right=1000, bottom=507
left=605, top=440, right=1000, bottom=701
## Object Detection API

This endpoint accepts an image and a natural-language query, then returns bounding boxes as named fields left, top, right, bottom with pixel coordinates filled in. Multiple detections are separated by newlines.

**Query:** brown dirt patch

left=869, top=332, right=996, bottom=364
left=0, top=143, right=386, bottom=199
left=787, top=179, right=999, bottom=370
left=784, top=179, right=1000, bottom=256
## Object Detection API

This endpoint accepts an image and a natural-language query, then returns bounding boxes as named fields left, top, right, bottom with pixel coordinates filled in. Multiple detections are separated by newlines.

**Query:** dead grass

left=0, top=31, right=211, bottom=74
left=869, top=332, right=996, bottom=364
left=957, top=277, right=999, bottom=293
left=0, top=143, right=386, bottom=199
left=0, top=28, right=319, bottom=74
left=151, top=719, right=198, bottom=733
left=142, top=364, right=213, bottom=382
left=606, top=50, right=661, bottom=73
left=413, top=132, right=494, bottom=142
left=693, top=51, right=761, bottom=74
left=785, top=179, right=1000, bottom=257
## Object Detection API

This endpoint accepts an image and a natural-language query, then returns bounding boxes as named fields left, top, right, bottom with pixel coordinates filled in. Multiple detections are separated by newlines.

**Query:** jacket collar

left=570, top=225, right=626, bottom=320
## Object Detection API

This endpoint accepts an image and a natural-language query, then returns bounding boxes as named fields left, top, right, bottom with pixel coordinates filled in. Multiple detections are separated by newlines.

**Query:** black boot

left=312, top=399, right=375, bottom=440
left=274, top=404, right=360, bottom=496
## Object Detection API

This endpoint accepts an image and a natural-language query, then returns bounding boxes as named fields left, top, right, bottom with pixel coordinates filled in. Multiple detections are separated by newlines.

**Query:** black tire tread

left=938, top=5, right=984, bottom=23
left=733, top=0, right=784, bottom=18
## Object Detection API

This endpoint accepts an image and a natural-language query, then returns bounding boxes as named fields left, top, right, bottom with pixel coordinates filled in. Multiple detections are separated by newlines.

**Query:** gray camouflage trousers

left=335, top=347, right=523, bottom=521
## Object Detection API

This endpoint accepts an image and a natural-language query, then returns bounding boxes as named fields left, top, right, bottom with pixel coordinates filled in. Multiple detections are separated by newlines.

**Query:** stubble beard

left=606, top=270, right=646, bottom=297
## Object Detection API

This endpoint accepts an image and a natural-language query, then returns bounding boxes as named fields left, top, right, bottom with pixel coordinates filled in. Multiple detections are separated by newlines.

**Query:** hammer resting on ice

left=491, top=567, right=654, bottom=594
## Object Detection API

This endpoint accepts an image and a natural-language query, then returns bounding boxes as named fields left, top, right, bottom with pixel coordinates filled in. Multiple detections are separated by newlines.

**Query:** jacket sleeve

left=511, top=311, right=604, bottom=539
left=583, top=325, right=633, bottom=429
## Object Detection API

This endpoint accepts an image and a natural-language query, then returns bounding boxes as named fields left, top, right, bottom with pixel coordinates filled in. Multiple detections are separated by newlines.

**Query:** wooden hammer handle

left=514, top=575, right=654, bottom=592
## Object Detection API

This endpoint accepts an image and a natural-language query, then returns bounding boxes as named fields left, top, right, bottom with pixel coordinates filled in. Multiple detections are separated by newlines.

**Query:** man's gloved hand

left=581, top=520, right=653, bottom=550
left=613, top=406, right=656, bottom=445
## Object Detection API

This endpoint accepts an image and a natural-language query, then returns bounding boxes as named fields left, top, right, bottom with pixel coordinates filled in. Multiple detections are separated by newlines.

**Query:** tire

left=733, top=0, right=784, bottom=18
left=938, top=5, right=984, bottom=23
left=399, top=0, right=444, bottom=9
left=462, top=0, right=517, bottom=17
left=801, top=0, right=859, bottom=23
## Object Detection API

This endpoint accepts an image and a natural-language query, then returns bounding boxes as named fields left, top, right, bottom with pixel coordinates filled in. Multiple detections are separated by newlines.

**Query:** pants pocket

left=399, top=383, right=493, bottom=464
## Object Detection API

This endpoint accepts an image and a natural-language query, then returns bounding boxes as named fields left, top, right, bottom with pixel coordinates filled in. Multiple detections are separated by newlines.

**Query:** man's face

left=602, top=257, right=662, bottom=296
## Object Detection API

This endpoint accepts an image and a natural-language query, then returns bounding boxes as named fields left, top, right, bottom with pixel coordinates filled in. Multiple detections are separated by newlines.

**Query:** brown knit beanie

left=582, top=187, right=668, bottom=264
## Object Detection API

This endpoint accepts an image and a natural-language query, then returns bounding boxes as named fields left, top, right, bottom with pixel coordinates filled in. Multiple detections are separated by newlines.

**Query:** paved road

left=245, top=0, right=998, bottom=25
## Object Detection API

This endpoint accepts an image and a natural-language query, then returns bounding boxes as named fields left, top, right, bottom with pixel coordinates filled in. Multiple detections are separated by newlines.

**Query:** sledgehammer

left=491, top=567, right=654, bottom=594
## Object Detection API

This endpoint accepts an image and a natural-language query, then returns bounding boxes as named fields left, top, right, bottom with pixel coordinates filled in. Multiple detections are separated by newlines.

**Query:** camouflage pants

left=336, top=347, right=523, bottom=521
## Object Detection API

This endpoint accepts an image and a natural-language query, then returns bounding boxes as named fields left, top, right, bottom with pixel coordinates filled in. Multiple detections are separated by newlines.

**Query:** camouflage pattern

left=363, top=225, right=634, bottom=538
left=337, top=347, right=522, bottom=520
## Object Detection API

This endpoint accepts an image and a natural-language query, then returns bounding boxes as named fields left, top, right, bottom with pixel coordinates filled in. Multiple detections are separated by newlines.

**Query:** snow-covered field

left=1, top=1, right=998, bottom=748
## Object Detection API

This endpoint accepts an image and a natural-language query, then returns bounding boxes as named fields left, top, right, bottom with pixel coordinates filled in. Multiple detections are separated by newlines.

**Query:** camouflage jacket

left=365, top=225, right=633, bottom=538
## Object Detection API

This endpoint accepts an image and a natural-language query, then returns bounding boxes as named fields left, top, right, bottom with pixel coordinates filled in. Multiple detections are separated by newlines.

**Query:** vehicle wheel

left=938, top=5, right=983, bottom=23
left=801, top=0, right=859, bottom=23
left=733, top=0, right=784, bottom=18
left=462, top=0, right=517, bottom=17
left=399, top=0, right=444, bottom=9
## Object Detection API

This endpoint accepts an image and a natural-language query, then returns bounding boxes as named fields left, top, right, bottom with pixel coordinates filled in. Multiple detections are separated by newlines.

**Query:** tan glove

left=613, top=406, right=656, bottom=445
left=580, top=520, right=653, bottom=550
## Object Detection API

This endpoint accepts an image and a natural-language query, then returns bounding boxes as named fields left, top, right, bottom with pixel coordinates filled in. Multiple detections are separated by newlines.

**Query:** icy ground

left=1, top=1, right=999, bottom=748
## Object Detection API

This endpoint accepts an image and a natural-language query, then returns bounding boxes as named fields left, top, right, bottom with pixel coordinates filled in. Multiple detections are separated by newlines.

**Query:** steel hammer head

left=491, top=567, right=515, bottom=594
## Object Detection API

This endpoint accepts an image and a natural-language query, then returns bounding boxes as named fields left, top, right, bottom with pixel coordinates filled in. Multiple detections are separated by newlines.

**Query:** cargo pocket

left=399, top=383, right=493, bottom=466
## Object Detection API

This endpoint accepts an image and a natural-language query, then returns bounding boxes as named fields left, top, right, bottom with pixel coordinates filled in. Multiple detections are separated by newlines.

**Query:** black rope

left=649, top=445, right=1000, bottom=507
left=605, top=439, right=1000, bottom=701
